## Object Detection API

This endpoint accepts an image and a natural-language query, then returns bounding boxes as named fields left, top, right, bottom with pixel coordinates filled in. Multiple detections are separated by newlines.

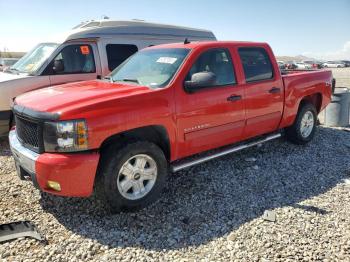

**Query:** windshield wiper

left=121, top=78, right=140, bottom=84
left=103, top=75, right=113, bottom=83
left=8, top=68, right=25, bottom=74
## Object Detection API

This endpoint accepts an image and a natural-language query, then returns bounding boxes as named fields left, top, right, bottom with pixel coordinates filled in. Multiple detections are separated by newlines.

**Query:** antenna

left=184, top=38, right=190, bottom=44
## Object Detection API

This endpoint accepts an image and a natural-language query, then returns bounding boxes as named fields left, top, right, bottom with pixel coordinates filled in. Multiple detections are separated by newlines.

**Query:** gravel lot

left=331, top=68, right=350, bottom=88
left=1, top=126, right=350, bottom=261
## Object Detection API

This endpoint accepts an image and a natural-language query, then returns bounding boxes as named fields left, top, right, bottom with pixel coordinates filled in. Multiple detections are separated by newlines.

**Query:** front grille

left=15, top=116, right=41, bottom=152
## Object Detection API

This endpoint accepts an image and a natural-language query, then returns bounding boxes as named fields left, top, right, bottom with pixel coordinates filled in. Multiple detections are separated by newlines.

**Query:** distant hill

left=0, top=52, right=25, bottom=58
left=276, top=55, right=317, bottom=62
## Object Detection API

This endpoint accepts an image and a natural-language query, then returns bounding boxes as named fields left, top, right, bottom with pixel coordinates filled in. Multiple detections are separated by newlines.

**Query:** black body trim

left=12, top=104, right=60, bottom=121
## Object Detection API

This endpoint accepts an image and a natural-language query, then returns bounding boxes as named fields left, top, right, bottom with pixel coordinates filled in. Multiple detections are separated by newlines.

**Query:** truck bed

left=279, top=69, right=333, bottom=128
left=280, top=69, right=321, bottom=75
left=281, top=69, right=333, bottom=89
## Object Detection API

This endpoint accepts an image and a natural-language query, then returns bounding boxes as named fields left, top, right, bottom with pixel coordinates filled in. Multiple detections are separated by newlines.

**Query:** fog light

left=47, top=181, right=61, bottom=192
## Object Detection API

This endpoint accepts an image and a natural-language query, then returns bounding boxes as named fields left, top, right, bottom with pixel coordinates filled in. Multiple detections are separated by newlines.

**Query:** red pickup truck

left=10, top=41, right=333, bottom=212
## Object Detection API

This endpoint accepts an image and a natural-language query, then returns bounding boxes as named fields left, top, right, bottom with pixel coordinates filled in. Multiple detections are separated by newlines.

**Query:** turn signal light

left=47, top=181, right=61, bottom=192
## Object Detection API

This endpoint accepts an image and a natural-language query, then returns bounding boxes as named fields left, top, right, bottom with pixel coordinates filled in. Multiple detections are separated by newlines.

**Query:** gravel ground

left=1, top=126, right=350, bottom=261
left=331, top=68, right=350, bottom=88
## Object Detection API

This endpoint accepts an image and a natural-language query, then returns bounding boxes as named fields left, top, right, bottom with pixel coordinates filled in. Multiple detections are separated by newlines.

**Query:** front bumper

left=9, top=130, right=39, bottom=178
left=9, top=130, right=100, bottom=197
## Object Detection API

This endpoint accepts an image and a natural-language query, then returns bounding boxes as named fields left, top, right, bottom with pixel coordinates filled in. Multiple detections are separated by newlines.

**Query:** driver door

left=44, top=43, right=101, bottom=86
left=175, top=48, right=246, bottom=158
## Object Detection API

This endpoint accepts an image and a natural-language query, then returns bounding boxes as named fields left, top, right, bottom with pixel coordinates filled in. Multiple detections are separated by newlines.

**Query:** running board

left=171, top=133, right=282, bottom=172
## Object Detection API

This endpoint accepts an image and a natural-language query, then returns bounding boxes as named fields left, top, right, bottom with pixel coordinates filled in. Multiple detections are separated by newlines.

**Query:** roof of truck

left=63, top=20, right=216, bottom=42
left=146, top=41, right=270, bottom=50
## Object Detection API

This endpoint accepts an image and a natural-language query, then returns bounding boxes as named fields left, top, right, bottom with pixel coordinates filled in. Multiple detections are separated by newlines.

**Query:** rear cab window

left=106, top=44, right=138, bottom=71
left=238, top=47, right=274, bottom=82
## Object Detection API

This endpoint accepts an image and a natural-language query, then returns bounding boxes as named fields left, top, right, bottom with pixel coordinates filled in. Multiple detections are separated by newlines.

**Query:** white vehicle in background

left=295, top=62, right=312, bottom=69
left=0, top=19, right=216, bottom=137
left=323, top=61, right=346, bottom=68
left=277, top=61, right=286, bottom=69
left=0, top=58, right=19, bottom=72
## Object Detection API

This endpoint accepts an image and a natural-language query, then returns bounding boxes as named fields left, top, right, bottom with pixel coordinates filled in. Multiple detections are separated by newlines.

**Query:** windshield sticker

left=80, top=46, right=90, bottom=55
left=156, top=57, right=177, bottom=64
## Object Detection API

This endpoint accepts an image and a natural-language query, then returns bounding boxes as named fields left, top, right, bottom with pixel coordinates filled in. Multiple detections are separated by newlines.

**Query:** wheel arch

left=99, top=125, right=171, bottom=161
left=298, top=93, right=322, bottom=113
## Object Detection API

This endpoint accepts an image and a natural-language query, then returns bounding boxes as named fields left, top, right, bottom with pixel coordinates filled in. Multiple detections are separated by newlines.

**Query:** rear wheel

left=285, top=102, right=317, bottom=145
left=96, top=141, right=168, bottom=213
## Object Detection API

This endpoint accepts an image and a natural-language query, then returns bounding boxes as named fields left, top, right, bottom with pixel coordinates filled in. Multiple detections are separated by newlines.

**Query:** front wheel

left=96, top=141, right=168, bottom=213
left=285, top=102, right=317, bottom=145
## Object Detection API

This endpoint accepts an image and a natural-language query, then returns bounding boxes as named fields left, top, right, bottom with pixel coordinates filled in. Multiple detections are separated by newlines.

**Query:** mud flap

left=0, top=221, right=46, bottom=244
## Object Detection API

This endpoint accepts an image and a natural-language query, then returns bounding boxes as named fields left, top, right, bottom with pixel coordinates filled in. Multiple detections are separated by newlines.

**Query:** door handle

left=269, top=87, right=281, bottom=94
left=227, top=95, right=242, bottom=102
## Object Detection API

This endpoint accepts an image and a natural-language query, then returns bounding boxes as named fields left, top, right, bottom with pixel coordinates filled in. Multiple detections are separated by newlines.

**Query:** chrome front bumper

left=9, top=130, right=39, bottom=175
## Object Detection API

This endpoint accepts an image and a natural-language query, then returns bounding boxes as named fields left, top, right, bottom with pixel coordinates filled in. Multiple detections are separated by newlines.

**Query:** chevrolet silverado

left=9, top=41, right=333, bottom=212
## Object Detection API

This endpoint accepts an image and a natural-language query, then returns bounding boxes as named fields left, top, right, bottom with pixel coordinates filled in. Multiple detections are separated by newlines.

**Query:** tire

left=285, top=102, right=317, bottom=145
left=9, top=113, right=15, bottom=130
left=96, top=141, right=168, bottom=213
left=332, top=78, right=336, bottom=93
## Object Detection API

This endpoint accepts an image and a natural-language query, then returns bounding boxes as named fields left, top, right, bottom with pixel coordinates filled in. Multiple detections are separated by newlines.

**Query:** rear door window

left=238, top=47, right=273, bottom=82
left=106, top=44, right=138, bottom=71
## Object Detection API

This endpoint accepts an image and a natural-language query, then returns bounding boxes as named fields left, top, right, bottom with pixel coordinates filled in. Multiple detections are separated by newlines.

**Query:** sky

left=0, top=0, right=349, bottom=59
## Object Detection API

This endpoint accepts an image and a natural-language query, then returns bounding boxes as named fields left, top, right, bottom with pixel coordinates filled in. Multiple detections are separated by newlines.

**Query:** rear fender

left=281, top=92, right=324, bottom=128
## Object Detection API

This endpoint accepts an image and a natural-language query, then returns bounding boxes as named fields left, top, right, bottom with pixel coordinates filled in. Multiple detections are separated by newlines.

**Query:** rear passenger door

left=238, top=47, right=284, bottom=138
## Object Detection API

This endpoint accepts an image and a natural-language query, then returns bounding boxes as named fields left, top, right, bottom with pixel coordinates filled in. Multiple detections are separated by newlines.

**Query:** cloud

left=303, top=41, right=350, bottom=60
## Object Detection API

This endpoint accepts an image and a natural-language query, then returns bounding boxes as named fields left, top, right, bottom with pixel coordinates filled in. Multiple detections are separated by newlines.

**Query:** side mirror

left=53, top=60, right=64, bottom=73
left=184, top=72, right=216, bottom=93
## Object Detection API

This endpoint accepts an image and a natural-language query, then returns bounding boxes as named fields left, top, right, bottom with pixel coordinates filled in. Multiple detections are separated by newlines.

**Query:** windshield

left=110, top=48, right=190, bottom=88
left=10, top=43, right=58, bottom=74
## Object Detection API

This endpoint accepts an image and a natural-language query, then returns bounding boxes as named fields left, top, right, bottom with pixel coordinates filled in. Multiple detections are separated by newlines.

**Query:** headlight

left=43, top=120, right=88, bottom=152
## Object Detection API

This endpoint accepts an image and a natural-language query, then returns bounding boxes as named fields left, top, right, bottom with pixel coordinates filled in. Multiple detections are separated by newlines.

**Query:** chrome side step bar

left=171, top=133, right=282, bottom=172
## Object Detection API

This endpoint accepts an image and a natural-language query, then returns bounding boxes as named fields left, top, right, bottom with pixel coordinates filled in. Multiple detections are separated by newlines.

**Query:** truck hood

left=15, top=80, right=153, bottom=116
